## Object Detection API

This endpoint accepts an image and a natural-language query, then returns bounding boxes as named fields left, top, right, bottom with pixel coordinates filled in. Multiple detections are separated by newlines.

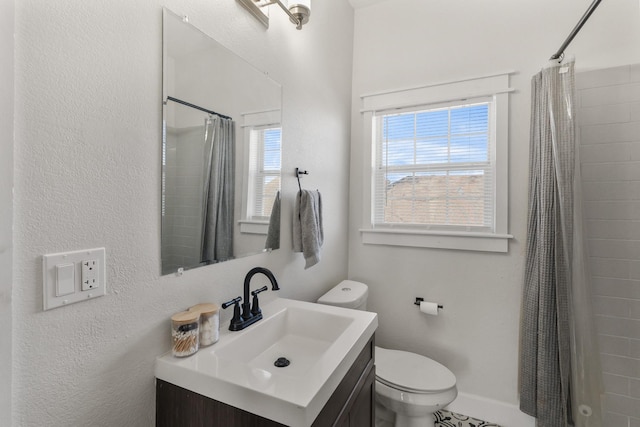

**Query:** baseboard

left=447, top=392, right=535, bottom=427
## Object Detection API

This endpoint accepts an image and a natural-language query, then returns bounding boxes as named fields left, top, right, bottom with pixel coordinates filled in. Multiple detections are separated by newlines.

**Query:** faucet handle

left=222, top=297, right=243, bottom=331
left=222, top=296, right=242, bottom=309
left=251, top=286, right=268, bottom=297
left=250, top=286, right=268, bottom=316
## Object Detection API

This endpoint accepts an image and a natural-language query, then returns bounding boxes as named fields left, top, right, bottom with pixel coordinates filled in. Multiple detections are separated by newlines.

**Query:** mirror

left=162, top=9, right=282, bottom=275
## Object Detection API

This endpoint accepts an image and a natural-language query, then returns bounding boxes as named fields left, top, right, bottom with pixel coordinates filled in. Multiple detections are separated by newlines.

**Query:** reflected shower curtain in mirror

left=519, top=61, right=603, bottom=427
left=201, top=116, right=235, bottom=263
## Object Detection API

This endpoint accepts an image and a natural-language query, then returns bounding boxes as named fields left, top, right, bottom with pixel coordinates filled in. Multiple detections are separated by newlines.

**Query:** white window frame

left=239, top=109, right=281, bottom=235
left=360, top=72, right=514, bottom=252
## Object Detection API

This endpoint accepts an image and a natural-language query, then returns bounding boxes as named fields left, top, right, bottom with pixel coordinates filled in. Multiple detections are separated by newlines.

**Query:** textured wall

left=348, top=0, right=640, bottom=424
left=0, top=0, right=14, bottom=420
left=12, top=0, right=354, bottom=425
left=577, top=64, right=640, bottom=426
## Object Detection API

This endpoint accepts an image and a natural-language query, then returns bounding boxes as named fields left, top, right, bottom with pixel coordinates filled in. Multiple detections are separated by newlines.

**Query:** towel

left=265, top=191, right=281, bottom=250
left=293, top=189, right=323, bottom=269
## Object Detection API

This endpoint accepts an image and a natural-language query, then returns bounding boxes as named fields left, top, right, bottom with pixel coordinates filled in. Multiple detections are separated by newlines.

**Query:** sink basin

left=155, top=297, right=377, bottom=427
left=215, top=305, right=354, bottom=377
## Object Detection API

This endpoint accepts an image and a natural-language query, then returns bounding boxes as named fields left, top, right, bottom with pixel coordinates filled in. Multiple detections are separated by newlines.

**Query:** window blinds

left=248, top=126, right=281, bottom=220
left=372, top=100, right=495, bottom=231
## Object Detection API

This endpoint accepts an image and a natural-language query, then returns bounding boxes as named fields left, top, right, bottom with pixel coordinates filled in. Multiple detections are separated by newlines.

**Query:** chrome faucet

left=221, top=267, right=280, bottom=331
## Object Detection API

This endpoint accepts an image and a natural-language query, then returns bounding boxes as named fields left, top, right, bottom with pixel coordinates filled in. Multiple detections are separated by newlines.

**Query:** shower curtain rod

left=550, top=0, right=603, bottom=60
left=165, top=96, right=233, bottom=121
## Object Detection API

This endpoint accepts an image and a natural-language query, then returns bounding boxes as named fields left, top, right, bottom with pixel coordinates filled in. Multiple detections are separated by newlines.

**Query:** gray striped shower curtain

left=519, top=61, right=603, bottom=427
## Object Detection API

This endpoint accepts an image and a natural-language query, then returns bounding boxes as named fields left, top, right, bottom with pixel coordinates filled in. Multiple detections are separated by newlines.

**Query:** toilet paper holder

left=414, top=297, right=443, bottom=310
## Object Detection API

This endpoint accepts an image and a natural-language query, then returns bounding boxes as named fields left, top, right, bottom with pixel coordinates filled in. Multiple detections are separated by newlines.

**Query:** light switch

left=56, top=263, right=75, bottom=296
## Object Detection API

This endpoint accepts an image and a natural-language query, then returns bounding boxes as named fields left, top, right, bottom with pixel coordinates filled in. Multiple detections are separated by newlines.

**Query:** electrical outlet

left=81, top=259, right=99, bottom=291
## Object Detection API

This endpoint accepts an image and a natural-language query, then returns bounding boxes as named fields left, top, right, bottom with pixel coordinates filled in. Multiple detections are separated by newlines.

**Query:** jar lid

left=171, top=310, right=199, bottom=325
left=189, top=303, right=219, bottom=315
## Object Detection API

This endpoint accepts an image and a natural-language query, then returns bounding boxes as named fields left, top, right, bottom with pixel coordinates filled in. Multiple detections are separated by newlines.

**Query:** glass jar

left=170, top=311, right=199, bottom=357
left=189, top=303, right=220, bottom=347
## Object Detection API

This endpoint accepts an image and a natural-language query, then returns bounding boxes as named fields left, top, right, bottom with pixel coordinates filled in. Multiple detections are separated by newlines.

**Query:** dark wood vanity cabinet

left=156, top=334, right=375, bottom=427
left=311, top=335, right=375, bottom=427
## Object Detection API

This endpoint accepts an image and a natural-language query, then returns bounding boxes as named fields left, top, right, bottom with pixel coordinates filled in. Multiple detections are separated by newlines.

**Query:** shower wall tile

left=632, top=340, right=640, bottom=358
left=604, top=393, right=640, bottom=419
left=583, top=181, right=640, bottom=201
left=631, top=102, right=640, bottom=122
left=582, top=164, right=640, bottom=183
left=589, top=258, right=630, bottom=279
left=576, top=65, right=632, bottom=90
left=591, top=278, right=640, bottom=299
left=585, top=200, right=640, bottom=221
left=604, top=373, right=631, bottom=395
left=629, top=263, right=640, bottom=281
left=588, top=240, right=640, bottom=260
left=580, top=83, right=640, bottom=108
left=594, top=296, right=630, bottom=317
left=603, top=411, right=631, bottom=427
left=596, top=316, right=640, bottom=341
left=599, top=334, right=630, bottom=357
left=631, top=300, right=640, bottom=320
left=579, top=64, right=640, bottom=426
left=579, top=103, right=631, bottom=125
left=586, top=220, right=640, bottom=240
left=631, top=379, right=640, bottom=398
left=631, top=64, right=640, bottom=82
left=580, top=121, right=640, bottom=144
left=580, top=142, right=640, bottom=163
left=605, top=348, right=640, bottom=379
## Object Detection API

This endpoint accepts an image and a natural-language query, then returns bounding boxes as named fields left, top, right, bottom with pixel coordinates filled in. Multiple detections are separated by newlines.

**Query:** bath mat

left=435, top=410, right=501, bottom=427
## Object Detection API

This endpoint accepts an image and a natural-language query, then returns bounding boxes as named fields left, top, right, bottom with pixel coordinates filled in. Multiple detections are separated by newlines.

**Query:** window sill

left=360, top=228, right=513, bottom=253
left=239, top=220, right=269, bottom=235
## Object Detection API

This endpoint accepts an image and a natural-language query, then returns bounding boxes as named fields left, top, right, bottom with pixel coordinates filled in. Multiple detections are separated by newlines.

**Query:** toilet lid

left=375, top=347, right=456, bottom=393
left=317, top=280, right=368, bottom=308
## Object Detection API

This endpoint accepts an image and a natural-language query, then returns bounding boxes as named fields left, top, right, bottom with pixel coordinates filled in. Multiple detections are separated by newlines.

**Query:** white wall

left=348, top=0, right=640, bottom=424
left=0, top=0, right=14, bottom=420
left=11, top=0, right=354, bottom=425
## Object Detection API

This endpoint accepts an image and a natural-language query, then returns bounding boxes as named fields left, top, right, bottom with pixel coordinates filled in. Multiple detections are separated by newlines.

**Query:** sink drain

left=274, top=357, right=290, bottom=368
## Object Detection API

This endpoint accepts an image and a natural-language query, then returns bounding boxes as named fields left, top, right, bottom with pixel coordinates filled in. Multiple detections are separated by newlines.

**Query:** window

left=373, top=99, right=494, bottom=231
left=239, top=109, right=281, bottom=235
left=360, top=73, right=513, bottom=252
left=247, top=126, right=281, bottom=221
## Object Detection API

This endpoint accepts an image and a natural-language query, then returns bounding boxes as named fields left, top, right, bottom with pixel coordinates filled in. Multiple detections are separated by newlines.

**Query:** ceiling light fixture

left=237, top=0, right=311, bottom=30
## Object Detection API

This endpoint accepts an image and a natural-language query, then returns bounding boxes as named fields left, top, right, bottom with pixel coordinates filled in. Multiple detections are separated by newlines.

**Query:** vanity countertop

left=155, top=297, right=377, bottom=426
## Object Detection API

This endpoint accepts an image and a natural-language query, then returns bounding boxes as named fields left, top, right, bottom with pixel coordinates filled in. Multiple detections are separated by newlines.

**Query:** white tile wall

left=161, top=126, right=206, bottom=271
left=578, top=63, right=640, bottom=426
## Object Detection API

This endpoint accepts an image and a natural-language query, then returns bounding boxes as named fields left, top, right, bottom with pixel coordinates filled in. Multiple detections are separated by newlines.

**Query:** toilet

left=317, top=280, right=457, bottom=427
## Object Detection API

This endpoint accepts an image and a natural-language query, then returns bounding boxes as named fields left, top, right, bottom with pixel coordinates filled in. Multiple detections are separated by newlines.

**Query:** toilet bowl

left=317, top=281, right=457, bottom=427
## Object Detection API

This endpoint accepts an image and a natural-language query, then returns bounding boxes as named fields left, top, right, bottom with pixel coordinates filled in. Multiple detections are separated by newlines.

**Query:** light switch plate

left=43, top=247, right=106, bottom=311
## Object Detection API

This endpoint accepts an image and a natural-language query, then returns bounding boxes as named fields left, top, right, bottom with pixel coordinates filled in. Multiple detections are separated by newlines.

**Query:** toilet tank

left=317, top=280, right=368, bottom=311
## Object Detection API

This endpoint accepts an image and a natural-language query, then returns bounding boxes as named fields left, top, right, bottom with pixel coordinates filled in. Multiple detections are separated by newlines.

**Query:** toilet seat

left=375, top=346, right=456, bottom=394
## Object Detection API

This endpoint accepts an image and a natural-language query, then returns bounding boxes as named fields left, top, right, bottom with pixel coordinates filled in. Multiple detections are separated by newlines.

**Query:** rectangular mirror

left=162, top=8, right=282, bottom=275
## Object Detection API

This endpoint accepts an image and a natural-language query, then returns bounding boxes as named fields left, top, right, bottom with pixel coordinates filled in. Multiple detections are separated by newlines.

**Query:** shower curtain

left=201, top=115, right=235, bottom=263
left=519, top=61, right=603, bottom=427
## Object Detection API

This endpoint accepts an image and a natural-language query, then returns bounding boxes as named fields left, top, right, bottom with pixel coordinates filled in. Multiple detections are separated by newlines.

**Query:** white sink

left=155, top=298, right=377, bottom=427
left=215, top=304, right=355, bottom=377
